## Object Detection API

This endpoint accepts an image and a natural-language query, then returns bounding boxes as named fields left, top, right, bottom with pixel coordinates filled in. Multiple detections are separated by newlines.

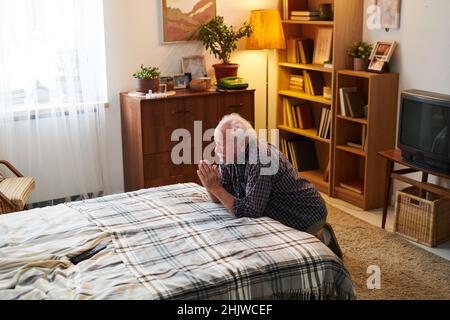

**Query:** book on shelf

left=284, top=99, right=295, bottom=127
left=307, top=71, right=325, bottom=96
left=291, top=105, right=299, bottom=128
left=291, top=11, right=320, bottom=16
left=345, top=91, right=366, bottom=118
left=281, top=138, right=319, bottom=172
left=282, top=99, right=313, bottom=130
left=317, top=107, right=331, bottom=139
left=296, top=104, right=313, bottom=129
left=282, top=0, right=305, bottom=20
left=289, top=74, right=304, bottom=92
left=340, top=180, right=365, bottom=195
left=297, top=39, right=314, bottom=64
left=287, top=38, right=314, bottom=65
left=339, top=87, right=357, bottom=116
left=291, top=16, right=322, bottom=21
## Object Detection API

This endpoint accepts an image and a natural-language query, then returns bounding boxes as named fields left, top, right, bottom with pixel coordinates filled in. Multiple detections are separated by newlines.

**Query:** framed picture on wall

left=161, top=0, right=217, bottom=43
left=374, top=0, right=401, bottom=30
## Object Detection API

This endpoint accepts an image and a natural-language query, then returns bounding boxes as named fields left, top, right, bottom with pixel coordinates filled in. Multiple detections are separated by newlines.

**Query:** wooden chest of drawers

left=120, top=89, right=255, bottom=192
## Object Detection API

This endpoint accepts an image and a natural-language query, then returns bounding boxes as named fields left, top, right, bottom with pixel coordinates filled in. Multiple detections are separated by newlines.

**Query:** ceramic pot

left=353, top=58, right=368, bottom=71
left=135, top=78, right=160, bottom=93
left=213, top=63, right=239, bottom=83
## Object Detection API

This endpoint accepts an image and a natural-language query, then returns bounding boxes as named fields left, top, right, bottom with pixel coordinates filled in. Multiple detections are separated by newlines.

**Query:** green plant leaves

left=347, top=41, right=373, bottom=60
left=133, top=64, right=161, bottom=80
left=199, top=16, right=252, bottom=64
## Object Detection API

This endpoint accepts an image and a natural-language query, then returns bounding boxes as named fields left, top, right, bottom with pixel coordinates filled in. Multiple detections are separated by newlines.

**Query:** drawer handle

left=172, top=110, right=190, bottom=115
left=228, top=103, right=244, bottom=109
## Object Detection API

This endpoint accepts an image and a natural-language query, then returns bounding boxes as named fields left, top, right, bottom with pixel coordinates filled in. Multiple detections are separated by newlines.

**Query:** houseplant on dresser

left=199, top=16, right=252, bottom=82
left=133, top=64, right=161, bottom=93
left=347, top=41, right=373, bottom=71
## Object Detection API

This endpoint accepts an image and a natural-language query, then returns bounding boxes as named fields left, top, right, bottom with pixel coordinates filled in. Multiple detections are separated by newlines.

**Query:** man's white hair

left=215, top=113, right=257, bottom=143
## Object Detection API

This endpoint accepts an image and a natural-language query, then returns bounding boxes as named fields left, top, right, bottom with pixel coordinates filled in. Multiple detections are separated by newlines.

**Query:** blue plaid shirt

left=220, top=141, right=327, bottom=232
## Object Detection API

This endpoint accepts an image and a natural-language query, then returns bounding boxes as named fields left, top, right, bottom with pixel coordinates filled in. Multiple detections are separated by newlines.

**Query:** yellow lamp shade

left=246, top=9, right=286, bottom=50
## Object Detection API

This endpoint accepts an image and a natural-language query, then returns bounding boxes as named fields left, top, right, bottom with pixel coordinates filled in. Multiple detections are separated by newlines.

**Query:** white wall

left=103, top=0, right=279, bottom=194
left=363, top=0, right=450, bottom=195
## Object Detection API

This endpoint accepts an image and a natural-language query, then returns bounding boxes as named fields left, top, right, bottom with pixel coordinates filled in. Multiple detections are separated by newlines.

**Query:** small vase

left=353, top=58, right=368, bottom=71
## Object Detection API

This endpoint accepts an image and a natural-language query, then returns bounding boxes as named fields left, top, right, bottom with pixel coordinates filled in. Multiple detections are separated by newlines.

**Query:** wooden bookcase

left=333, top=70, right=399, bottom=210
left=277, top=0, right=364, bottom=195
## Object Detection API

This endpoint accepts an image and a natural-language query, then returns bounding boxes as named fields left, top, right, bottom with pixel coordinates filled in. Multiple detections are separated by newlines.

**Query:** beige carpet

left=326, top=204, right=450, bottom=300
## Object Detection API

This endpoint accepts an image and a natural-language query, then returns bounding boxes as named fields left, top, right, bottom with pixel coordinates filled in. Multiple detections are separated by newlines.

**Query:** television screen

left=400, top=99, right=450, bottom=158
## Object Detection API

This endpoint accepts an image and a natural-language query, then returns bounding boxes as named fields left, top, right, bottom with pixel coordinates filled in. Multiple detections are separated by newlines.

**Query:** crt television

left=398, top=89, right=450, bottom=174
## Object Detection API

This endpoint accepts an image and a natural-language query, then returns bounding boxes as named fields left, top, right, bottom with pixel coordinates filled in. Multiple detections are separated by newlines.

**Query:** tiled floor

left=322, top=194, right=450, bottom=261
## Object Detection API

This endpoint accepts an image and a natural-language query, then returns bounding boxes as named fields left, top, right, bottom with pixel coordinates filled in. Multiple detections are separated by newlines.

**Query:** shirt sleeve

left=219, top=165, right=235, bottom=196
left=233, top=164, right=273, bottom=219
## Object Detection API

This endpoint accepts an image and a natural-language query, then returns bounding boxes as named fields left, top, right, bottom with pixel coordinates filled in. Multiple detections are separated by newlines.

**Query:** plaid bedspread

left=67, top=183, right=356, bottom=300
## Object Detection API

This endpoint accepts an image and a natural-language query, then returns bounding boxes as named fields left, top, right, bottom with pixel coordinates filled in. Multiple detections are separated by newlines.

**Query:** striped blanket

left=0, top=183, right=356, bottom=300
left=66, top=183, right=356, bottom=300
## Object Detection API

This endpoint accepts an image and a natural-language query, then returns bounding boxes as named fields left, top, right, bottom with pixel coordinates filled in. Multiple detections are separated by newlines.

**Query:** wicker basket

left=395, top=187, right=450, bottom=247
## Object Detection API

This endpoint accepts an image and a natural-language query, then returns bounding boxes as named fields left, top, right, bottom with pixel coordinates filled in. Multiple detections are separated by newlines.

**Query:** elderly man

left=196, top=113, right=328, bottom=235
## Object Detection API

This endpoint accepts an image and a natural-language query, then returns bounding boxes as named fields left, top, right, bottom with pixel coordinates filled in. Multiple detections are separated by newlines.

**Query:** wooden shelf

left=282, top=20, right=334, bottom=26
left=279, top=90, right=332, bottom=105
left=336, top=145, right=367, bottom=157
left=277, top=0, right=366, bottom=199
left=334, top=186, right=365, bottom=207
left=279, top=62, right=333, bottom=73
left=337, top=69, right=382, bottom=78
left=337, top=115, right=368, bottom=125
left=299, top=170, right=329, bottom=194
left=278, top=125, right=330, bottom=144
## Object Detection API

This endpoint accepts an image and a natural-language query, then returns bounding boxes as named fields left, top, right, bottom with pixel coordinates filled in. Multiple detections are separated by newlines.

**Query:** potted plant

left=199, top=16, right=252, bottom=82
left=133, top=64, right=161, bottom=93
left=347, top=42, right=373, bottom=71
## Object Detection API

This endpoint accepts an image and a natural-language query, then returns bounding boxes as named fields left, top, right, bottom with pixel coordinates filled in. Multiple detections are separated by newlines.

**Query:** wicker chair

left=0, top=161, right=35, bottom=214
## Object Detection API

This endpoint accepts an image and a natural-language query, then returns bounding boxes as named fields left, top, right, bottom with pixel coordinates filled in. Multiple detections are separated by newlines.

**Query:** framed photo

left=161, top=0, right=217, bottom=43
left=369, top=41, right=397, bottom=62
left=313, top=27, right=333, bottom=65
left=182, top=55, right=207, bottom=80
left=368, top=57, right=389, bottom=73
left=173, top=74, right=190, bottom=89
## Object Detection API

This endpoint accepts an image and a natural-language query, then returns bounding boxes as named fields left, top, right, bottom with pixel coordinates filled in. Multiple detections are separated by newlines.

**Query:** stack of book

left=289, top=75, right=304, bottom=92
left=303, top=71, right=325, bottom=96
left=317, top=107, right=331, bottom=139
left=286, top=38, right=314, bottom=64
left=280, top=137, right=319, bottom=172
left=291, top=11, right=321, bottom=21
left=339, top=87, right=367, bottom=118
left=282, top=99, right=313, bottom=129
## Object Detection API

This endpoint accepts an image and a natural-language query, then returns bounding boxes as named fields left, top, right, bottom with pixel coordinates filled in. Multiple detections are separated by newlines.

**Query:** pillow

left=0, top=173, right=4, bottom=182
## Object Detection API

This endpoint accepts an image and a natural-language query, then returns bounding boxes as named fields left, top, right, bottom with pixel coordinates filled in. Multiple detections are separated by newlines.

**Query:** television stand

left=378, top=150, right=450, bottom=229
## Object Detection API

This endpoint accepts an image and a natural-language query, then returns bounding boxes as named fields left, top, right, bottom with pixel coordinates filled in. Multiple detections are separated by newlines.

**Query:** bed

left=0, top=183, right=356, bottom=300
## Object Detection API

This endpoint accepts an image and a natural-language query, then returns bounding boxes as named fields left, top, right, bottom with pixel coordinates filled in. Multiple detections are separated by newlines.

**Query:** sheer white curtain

left=0, top=0, right=110, bottom=205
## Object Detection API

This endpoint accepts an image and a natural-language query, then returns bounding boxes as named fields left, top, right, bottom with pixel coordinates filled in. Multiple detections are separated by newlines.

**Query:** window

left=0, top=0, right=107, bottom=111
